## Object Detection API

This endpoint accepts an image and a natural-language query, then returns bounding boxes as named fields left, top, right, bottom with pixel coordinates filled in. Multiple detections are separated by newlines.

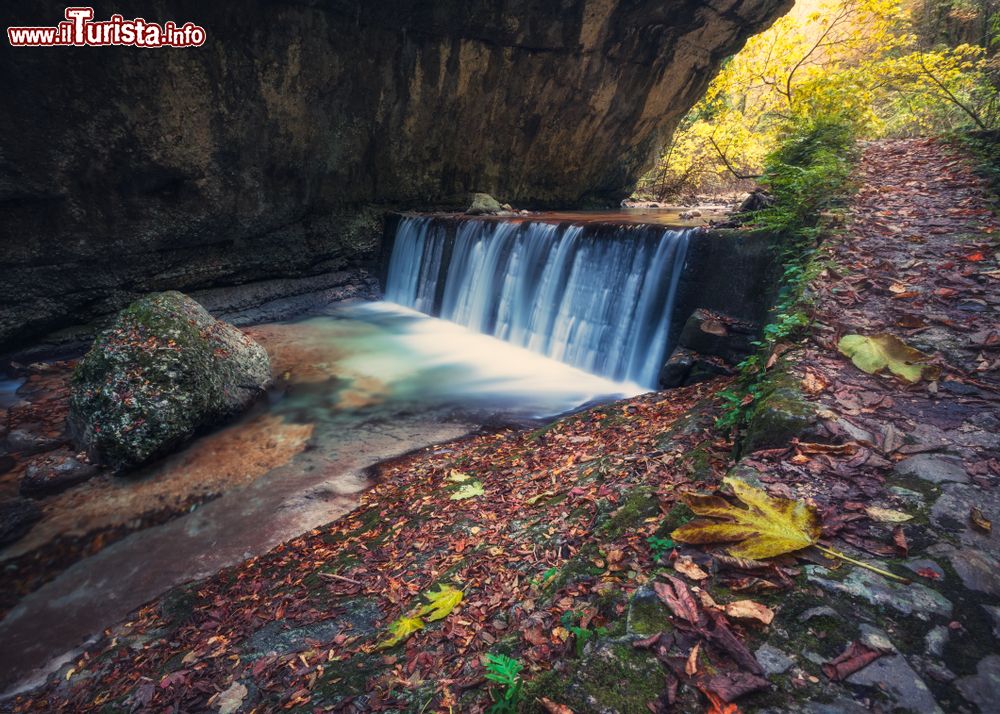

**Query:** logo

left=8, top=7, right=206, bottom=47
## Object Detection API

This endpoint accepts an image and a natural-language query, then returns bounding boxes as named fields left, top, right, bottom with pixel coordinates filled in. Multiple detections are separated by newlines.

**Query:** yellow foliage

left=416, top=584, right=464, bottom=622
left=837, top=333, right=941, bottom=382
left=638, top=0, right=997, bottom=198
left=378, top=614, right=425, bottom=649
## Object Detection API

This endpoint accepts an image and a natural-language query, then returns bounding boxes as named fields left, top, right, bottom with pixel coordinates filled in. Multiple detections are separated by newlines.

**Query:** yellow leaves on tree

left=637, top=0, right=996, bottom=198
left=837, top=333, right=940, bottom=383
left=672, top=477, right=821, bottom=559
left=377, top=584, right=464, bottom=649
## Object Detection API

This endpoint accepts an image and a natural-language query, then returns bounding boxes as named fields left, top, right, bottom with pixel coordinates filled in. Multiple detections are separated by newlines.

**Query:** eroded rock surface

left=0, top=0, right=791, bottom=351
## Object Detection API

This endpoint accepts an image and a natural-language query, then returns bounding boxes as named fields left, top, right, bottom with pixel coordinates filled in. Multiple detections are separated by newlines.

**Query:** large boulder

left=68, top=292, right=271, bottom=472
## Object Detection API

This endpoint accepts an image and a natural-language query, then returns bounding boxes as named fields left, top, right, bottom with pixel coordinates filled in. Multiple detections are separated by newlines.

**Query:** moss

left=598, top=487, right=660, bottom=540
left=626, top=587, right=673, bottom=637
left=655, top=502, right=694, bottom=538
left=158, top=584, right=201, bottom=627
left=69, top=291, right=270, bottom=471
left=523, top=637, right=664, bottom=713
left=685, top=441, right=717, bottom=483
left=743, top=369, right=817, bottom=453
left=312, top=652, right=383, bottom=707
left=550, top=544, right=603, bottom=591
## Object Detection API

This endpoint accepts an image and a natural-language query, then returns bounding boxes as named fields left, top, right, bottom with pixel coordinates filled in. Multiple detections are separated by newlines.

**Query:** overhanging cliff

left=0, top=0, right=791, bottom=352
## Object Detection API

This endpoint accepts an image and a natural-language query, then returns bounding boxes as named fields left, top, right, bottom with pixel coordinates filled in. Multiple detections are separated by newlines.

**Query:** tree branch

left=709, top=136, right=763, bottom=180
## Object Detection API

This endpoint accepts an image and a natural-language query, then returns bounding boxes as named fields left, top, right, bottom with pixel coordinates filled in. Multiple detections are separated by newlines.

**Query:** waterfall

left=385, top=216, right=692, bottom=388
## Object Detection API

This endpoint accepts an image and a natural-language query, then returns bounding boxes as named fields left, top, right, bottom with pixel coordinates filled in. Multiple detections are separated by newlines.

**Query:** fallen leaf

left=674, top=556, right=709, bottom=581
left=801, top=370, right=828, bottom=395
left=865, top=506, right=913, bottom=523
left=971, top=507, right=992, bottom=534
left=837, top=333, right=940, bottom=383
left=653, top=577, right=702, bottom=624
left=686, top=641, right=702, bottom=676
left=448, top=469, right=470, bottom=482
left=539, top=698, right=574, bottom=714
left=672, top=478, right=821, bottom=560
left=417, top=584, right=463, bottom=621
left=724, top=599, right=774, bottom=625
left=821, top=641, right=889, bottom=681
left=216, top=681, right=248, bottom=714
left=450, top=481, right=485, bottom=500
left=915, top=567, right=940, bottom=580
left=378, top=615, right=425, bottom=649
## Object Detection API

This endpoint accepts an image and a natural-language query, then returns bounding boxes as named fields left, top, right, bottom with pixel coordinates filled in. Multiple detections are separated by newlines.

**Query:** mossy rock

left=598, top=487, right=660, bottom=540
left=524, top=636, right=664, bottom=713
left=626, top=586, right=673, bottom=637
left=465, top=192, right=502, bottom=215
left=69, top=291, right=271, bottom=471
left=743, top=370, right=817, bottom=453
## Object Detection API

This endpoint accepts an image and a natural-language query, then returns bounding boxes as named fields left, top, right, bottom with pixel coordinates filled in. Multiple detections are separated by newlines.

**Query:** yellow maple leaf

left=672, top=477, right=821, bottom=559
left=377, top=615, right=424, bottom=649
left=416, top=584, right=463, bottom=622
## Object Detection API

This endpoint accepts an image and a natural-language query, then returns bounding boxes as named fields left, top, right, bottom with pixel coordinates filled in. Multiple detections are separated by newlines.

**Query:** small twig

left=318, top=572, right=363, bottom=586
left=816, top=544, right=911, bottom=584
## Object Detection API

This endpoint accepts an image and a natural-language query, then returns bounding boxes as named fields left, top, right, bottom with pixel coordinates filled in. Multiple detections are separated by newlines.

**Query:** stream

left=0, top=301, right=639, bottom=693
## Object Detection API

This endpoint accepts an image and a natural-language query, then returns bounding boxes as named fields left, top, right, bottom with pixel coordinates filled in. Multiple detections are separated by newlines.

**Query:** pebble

left=904, top=558, right=945, bottom=580
left=756, top=643, right=794, bottom=675
left=932, top=484, right=1000, bottom=546
left=945, top=547, right=1000, bottom=597
left=888, top=486, right=925, bottom=506
left=981, top=605, right=1000, bottom=639
left=798, top=606, right=840, bottom=623
left=924, top=625, right=949, bottom=658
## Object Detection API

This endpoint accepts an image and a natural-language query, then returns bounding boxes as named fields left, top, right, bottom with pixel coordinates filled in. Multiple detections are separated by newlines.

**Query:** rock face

left=68, top=292, right=271, bottom=472
left=0, top=0, right=791, bottom=352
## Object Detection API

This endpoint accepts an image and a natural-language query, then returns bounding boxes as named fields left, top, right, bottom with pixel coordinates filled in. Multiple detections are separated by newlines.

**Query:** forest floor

left=5, top=138, right=999, bottom=713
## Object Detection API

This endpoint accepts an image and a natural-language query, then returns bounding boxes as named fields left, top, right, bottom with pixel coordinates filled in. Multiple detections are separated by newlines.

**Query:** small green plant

left=485, top=653, right=523, bottom=713
left=646, top=535, right=675, bottom=560
left=560, top=611, right=608, bottom=657
left=714, top=115, right=857, bottom=438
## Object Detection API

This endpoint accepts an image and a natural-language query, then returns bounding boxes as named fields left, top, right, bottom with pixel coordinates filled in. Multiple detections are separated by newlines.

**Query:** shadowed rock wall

left=0, top=0, right=790, bottom=352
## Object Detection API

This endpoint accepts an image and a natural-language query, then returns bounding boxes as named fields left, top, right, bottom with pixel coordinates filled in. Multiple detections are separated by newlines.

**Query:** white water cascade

left=384, top=216, right=693, bottom=388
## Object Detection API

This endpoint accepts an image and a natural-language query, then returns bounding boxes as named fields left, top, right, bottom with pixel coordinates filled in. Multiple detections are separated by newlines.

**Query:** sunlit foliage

left=638, top=0, right=999, bottom=198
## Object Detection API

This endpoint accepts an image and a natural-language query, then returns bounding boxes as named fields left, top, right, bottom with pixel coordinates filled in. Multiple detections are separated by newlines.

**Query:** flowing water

left=0, top=303, right=638, bottom=693
left=3, top=214, right=698, bottom=693
left=385, top=216, right=693, bottom=387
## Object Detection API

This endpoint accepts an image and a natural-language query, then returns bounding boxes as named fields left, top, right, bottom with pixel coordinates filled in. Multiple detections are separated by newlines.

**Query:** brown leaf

left=821, top=641, right=889, bottom=681
left=971, top=507, right=992, bottom=534
left=704, top=610, right=763, bottom=675
left=699, top=671, right=770, bottom=703
left=686, top=641, right=702, bottom=676
left=674, top=556, right=709, bottom=581
left=724, top=599, right=774, bottom=625
left=893, top=526, right=909, bottom=557
left=539, top=698, right=574, bottom=714
left=653, top=577, right=702, bottom=625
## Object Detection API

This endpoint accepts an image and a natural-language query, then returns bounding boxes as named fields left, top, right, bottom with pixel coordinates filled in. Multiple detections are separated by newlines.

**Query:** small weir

left=385, top=216, right=694, bottom=387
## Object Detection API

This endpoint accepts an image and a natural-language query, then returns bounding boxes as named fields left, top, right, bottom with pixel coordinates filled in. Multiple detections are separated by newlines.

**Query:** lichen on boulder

left=465, top=193, right=502, bottom=215
left=68, top=291, right=271, bottom=472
